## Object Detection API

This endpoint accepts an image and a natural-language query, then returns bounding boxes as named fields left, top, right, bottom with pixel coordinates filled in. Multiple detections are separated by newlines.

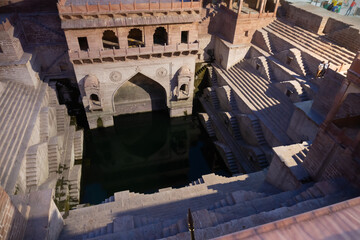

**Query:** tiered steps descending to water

left=265, top=20, right=356, bottom=67
left=59, top=172, right=358, bottom=240
left=59, top=171, right=277, bottom=240
left=215, top=61, right=294, bottom=145
left=0, top=81, right=48, bottom=193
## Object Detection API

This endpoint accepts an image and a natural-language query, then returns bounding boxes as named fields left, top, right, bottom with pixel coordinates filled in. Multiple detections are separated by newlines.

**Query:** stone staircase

left=163, top=179, right=357, bottom=240
left=214, top=142, right=239, bottom=174
left=216, top=61, right=293, bottom=145
left=198, top=113, right=216, bottom=138
left=101, top=196, right=115, bottom=204
left=292, top=144, right=309, bottom=164
left=48, top=136, right=61, bottom=174
left=59, top=171, right=275, bottom=240
left=265, top=20, right=355, bottom=66
left=209, top=88, right=220, bottom=110
left=228, top=114, right=242, bottom=141
left=25, top=147, right=38, bottom=188
left=251, top=118, right=267, bottom=146
left=257, top=56, right=275, bottom=81
left=208, top=66, right=219, bottom=87
left=299, top=89, right=309, bottom=101
left=260, top=29, right=274, bottom=54
left=59, top=174, right=358, bottom=240
left=74, top=130, right=84, bottom=161
left=256, top=153, right=268, bottom=168
left=56, top=105, right=70, bottom=134
left=294, top=49, right=313, bottom=78
left=0, top=81, right=47, bottom=192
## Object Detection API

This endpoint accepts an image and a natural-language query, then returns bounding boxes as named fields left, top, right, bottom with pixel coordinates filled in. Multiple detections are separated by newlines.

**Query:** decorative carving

left=176, top=66, right=192, bottom=100
left=156, top=67, right=168, bottom=77
left=109, top=71, right=122, bottom=82
left=135, top=66, right=141, bottom=72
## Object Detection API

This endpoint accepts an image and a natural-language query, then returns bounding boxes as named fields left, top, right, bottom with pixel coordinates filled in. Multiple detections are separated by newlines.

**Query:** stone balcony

left=69, top=42, right=199, bottom=64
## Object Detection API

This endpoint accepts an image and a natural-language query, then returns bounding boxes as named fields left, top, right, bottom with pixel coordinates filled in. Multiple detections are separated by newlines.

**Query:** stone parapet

left=58, top=0, right=202, bottom=16
left=69, top=42, right=199, bottom=63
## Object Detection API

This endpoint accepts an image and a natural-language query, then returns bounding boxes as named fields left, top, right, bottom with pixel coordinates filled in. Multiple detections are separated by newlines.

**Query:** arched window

left=128, top=28, right=144, bottom=48
left=180, top=84, right=189, bottom=95
left=102, top=30, right=119, bottom=49
left=90, top=94, right=100, bottom=102
left=153, top=27, right=168, bottom=46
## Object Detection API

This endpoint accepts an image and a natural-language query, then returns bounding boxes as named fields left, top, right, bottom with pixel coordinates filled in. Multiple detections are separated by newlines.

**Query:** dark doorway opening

left=78, top=37, right=89, bottom=51
left=181, top=31, right=189, bottom=43
left=153, top=27, right=168, bottom=46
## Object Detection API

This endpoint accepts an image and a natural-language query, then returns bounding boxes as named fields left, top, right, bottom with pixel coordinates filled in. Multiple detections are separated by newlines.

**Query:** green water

left=80, top=110, right=230, bottom=204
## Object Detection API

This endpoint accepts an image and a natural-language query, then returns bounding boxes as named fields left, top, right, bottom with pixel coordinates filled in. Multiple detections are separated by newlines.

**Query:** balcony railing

left=69, top=42, right=200, bottom=60
left=58, top=0, right=202, bottom=15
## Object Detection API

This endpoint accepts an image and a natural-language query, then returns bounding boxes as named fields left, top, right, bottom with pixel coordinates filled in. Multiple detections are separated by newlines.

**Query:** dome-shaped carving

left=84, top=75, right=99, bottom=89
left=178, top=66, right=191, bottom=76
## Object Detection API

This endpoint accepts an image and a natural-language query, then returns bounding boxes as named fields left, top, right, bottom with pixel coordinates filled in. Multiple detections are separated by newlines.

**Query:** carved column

left=229, top=0, right=233, bottom=9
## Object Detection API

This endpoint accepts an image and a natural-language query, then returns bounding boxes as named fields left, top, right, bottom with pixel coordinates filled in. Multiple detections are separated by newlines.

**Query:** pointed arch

left=113, top=73, right=167, bottom=115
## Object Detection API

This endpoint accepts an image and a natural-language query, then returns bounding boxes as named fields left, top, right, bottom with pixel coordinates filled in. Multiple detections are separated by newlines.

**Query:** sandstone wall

left=311, top=70, right=344, bottom=118
left=0, top=57, right=39, bottom=86
left=286, top=107, right=319, bottom=142
left=284, top=3, right=326, bottom=34
left=65, top=23, right=198, bottom=51
left=20, top=14, right=66, bottom=45
left=0, top=187, right=27, bottom=240
left=266, top=153, right=301, bottom=191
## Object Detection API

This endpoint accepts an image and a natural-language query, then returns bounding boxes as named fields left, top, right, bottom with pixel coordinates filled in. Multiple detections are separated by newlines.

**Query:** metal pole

left=188, top=208, right=195, bottom=240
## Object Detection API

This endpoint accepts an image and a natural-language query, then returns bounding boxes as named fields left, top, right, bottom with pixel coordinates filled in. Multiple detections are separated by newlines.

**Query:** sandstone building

left=0, top=0, right=360, bottom=239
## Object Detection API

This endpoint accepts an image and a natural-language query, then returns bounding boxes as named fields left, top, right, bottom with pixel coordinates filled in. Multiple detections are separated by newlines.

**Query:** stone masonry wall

left=0, top=24, right=24, bottom=62
left=0, top=187, right=27, bottom=240
left=73, top=55, right=196, bottom=123
left=65, top=23, right=198, bottom=51
left=284, top=3, right=326, bottom=34
left=325, top=27, right=360, bottom=53
left=0, top=59, right=39, bottom=87
left=303, top=129, right=336, bottom=179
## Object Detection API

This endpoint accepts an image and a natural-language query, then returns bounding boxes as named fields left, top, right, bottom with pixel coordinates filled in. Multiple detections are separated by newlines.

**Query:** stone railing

left=69, top=42, right=200, bottom=60
left=57, top=0, right=202, bottom=15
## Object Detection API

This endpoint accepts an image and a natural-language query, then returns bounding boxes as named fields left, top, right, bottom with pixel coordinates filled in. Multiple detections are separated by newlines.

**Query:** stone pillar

left=237, top=0, right=243, bottom=16
left=273, top=0, right=280, bottom=16
left=256, top=0, right=261, bottom=10
left=259, top=0, right=265, bottom=14
left=262, top=0, right=267, bottom=13
left=229, top=0, right=233, bottom=9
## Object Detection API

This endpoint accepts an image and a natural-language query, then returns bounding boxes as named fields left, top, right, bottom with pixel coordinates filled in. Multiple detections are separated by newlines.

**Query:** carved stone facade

left=60, top=0, right=200, bottom=128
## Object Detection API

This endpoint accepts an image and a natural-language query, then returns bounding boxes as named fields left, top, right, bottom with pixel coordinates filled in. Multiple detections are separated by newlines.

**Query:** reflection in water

left=81, top=111, right=229, bottom=204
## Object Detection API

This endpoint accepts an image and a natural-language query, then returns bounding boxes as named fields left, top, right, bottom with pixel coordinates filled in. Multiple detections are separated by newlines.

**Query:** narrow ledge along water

left=80, top=108, right=230, bottom=205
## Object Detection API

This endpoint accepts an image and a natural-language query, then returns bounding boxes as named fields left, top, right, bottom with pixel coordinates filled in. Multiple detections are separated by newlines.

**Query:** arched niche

left=113, top=73, right=167, bottom=115
left=175, top=66, right=192, bottom=100
left=153, top=27, right=168, bottom=46
left=128, top=28, right=144, bottom=48
left=102, top=30, right=119, bottom=49
left=84, top=75, right=102, bottom=111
